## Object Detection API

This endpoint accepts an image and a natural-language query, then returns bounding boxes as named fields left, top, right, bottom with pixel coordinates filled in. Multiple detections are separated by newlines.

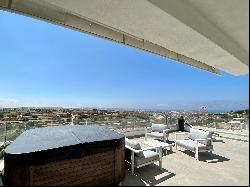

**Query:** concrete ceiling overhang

left=0, top=0, right=249, bottom=76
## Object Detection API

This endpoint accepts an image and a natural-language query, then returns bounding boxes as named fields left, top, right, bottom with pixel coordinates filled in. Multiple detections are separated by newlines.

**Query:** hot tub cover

left=4, top=125, right=125, bottom=167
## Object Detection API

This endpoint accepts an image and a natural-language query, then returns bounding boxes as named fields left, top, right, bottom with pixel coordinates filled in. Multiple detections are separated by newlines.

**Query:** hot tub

left=3, top=125, right=125, bottom=186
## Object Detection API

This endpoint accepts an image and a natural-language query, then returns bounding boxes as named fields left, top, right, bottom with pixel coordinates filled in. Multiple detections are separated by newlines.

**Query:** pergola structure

left=0, top=0, right=249, bottom=75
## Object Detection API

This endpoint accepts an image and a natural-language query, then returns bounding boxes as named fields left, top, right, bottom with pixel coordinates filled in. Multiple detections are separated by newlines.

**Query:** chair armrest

left=145, top=127, right=152, bottom=133
left=125, top=145, right=141, bottom=153
left=125, top=145, right=157, bottom=153
left=140, top=147, right=158, bottom=152
left=175, top=132, right=189, bottom=135
left=194, top=138, right=207, bottom=147
left=194, top=138, right=206, bottom=141
left=194, top=138, right=209, bottom=150
left=163, top=128, right=171, bottom=133
left=194, top=138, right=212, bottom=142
left=206, top=138, right=212, bottom=141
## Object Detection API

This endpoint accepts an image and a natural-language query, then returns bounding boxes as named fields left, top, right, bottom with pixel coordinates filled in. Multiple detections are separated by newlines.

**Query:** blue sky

left=0, top=10, right=249, bottom=112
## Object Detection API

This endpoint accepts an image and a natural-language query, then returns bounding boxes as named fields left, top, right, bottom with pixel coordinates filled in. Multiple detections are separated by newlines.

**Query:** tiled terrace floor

left=0, top=131, right=248, bottom=186
left=122, top=133, right=249, bottom=186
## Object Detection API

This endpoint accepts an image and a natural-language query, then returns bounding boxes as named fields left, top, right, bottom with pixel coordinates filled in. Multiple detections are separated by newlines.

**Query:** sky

left=0, top=10, right=249, bottom=112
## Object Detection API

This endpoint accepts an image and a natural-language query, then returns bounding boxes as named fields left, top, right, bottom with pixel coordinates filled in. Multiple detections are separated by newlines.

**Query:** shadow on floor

left=181, top=150, right=230, bottom=163
left=220, top=136, right=249, bottom=142
left=212, top=139, right=225, bottom=143
left=123, top=163, right=176, bottom=186
left=163, top=150, right=176, bottom=156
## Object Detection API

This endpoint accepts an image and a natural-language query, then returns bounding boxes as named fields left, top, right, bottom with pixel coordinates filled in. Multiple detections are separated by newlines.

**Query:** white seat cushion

left=175, top=139, right=207, bottom=152
left=125, top=138, right=141, bottom=149
left=134, top=150, right=159, bottom=166
left=188, top=128, right=212, bottom=145
left=147, top=131, right=164, bottom=138
left=151, top=123, right=168, bottom=132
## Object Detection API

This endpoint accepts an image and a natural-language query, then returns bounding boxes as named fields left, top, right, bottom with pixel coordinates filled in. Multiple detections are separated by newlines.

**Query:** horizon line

left=0, top=106, right=249, bottom=113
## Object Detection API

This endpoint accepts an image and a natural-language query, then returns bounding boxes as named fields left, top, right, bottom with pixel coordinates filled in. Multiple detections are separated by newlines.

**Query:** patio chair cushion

left=125, top=138, right=141, bottom=149
left=146, top=131, right=164, bottom=138
left=125, top=138, right=144, bottom=157
left=175, top=139, right=207, bottom=152
left=151, top=123, right=168, bottom=132
left=134, top=150, right=159, bottom=166
left=188, top=128, right=211, bottom=145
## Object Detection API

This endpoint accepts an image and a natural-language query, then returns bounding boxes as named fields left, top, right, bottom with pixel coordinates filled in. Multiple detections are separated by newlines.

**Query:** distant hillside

left=231, top=109, right=249, bottom=114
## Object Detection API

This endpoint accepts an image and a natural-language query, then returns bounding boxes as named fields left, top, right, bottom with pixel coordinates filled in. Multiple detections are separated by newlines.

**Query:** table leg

left=159, top=147, right=162, bottom=169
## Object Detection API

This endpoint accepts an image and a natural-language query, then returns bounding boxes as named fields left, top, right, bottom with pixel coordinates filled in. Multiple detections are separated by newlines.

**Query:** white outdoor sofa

left=145, top=123, right=170, bottom=143
left=125, top=137, right=162, bottom=174
left=175, top=128, right=213, bottom=161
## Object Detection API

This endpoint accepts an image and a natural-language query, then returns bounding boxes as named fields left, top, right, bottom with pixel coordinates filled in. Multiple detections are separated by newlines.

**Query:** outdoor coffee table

left=143, top=139, right=175, bottom=154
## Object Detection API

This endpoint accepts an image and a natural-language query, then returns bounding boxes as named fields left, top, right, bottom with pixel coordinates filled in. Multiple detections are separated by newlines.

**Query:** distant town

left=0, top=107, right=249, bottom=142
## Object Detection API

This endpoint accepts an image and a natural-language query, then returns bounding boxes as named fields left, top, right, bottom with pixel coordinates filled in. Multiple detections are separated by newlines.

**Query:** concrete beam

left=0, top=0, right=220, bottom=75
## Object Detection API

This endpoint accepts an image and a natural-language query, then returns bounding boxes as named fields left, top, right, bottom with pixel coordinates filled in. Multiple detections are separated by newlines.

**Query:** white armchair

left=125, top=138, right=162, bottom=174
left=175, top=128, right=213, bottom=161
left=145, top=123, right=170, bottom=143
